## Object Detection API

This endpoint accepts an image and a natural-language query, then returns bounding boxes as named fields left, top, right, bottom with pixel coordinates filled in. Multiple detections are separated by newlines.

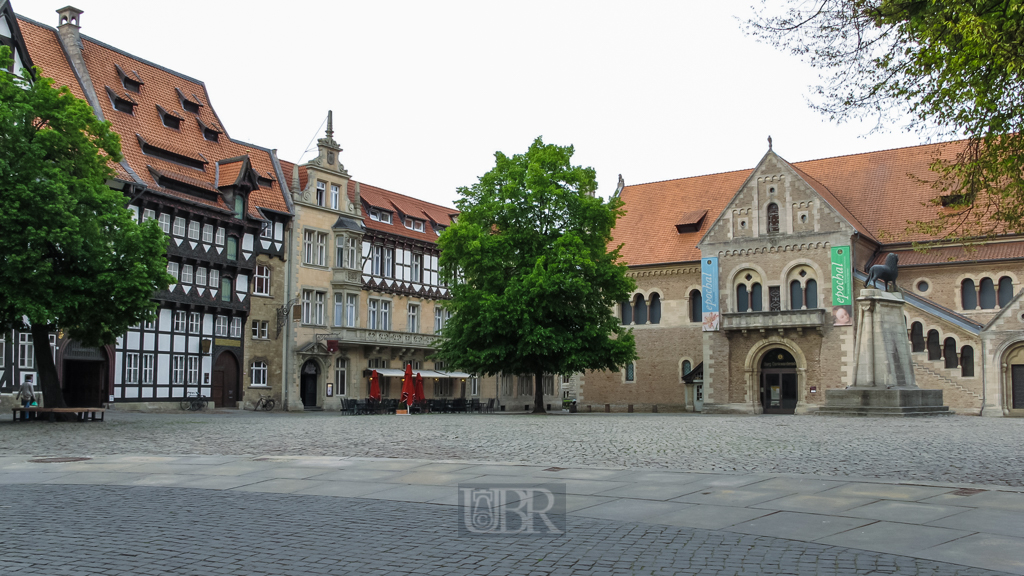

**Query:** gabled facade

left=585, top=140, right=1024, bottom=416
left=9, top=6, right=292, bottom=409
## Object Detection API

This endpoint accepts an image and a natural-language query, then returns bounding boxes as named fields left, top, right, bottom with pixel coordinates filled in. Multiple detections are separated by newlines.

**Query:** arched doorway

left=212, top=351, right=240, bottom=408
left=760, top=348, right=798, bottom=414
left=300, top=360, right=320, bottom=408
left=1003, top=344, right=1024, bottom=416
left=61, top=341, right=108, bottom=407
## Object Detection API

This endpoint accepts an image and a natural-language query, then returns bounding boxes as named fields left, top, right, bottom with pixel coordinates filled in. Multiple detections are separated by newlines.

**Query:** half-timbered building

left=8, top=6, right=292, bottom=409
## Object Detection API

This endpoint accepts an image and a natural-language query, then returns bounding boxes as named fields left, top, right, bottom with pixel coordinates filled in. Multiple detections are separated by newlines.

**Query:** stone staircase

left=913, top=360, right=983, bottom=407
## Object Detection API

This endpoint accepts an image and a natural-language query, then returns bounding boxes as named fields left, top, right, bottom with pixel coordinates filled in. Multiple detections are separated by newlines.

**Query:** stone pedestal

left=819, top=289, right=951, bottom=417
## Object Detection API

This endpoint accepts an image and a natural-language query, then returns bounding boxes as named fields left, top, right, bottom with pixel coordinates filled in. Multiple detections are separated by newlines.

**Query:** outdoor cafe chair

left=484, top=398, right=495, bottom=413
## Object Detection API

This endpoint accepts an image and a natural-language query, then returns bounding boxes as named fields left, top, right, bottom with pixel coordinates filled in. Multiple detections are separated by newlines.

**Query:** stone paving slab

left=752, top=493, right=880, bottom=514
left=673, top=487, right=801, bottom=507
left=921, top=490, right=1024, bottom=512
left=916, top=533, right=1024, bottom=574
left=927, top=507, right=1024, bottom=538
left=645, top=504, right=776, bottom=530
left=839, top=499, right=972, bottom=524
left=730, top=511, right=877, bottom=541
left=571, top=498, right=693, bottom=522
left=816, top=521, right=973, bottom=555
left=818, top=482, right=954, bottom=501
left=231, top=478, right=328, bottom=494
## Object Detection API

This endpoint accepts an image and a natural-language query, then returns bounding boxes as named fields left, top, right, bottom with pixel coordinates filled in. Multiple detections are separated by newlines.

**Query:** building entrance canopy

left=363, top=368, right=472, bottom=378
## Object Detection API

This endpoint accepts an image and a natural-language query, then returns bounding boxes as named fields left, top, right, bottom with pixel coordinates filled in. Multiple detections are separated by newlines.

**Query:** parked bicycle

left=253, top=394, right=276, bottom=411
left=180, top=392, right=208, bottom=411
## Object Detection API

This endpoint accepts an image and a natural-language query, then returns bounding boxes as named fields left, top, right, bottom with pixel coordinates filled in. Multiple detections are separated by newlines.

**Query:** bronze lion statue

left=865, top=252, right=899, bottom=292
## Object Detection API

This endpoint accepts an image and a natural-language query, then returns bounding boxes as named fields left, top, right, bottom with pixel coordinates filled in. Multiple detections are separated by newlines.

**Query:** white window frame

left=372, top=245, right=382, bottom=276
left=346, top=294, right=357, bottom=327
left=143, top=209, right=156, bottom=222
left=188, top=221, right=200, bottom=240
left=379, top=211, right=392, bottom=224
left=302, top=290, right=313, bottom=324
left=230, top=317, right=242, bottom=338
left=126, top=353, right=140, bottom=384
left=142, top=353, right=154, bottom=384
left=174, top=311, right=187, bottom=332
left=434, top=307, right=445, bottom=334
left=334, top=293, right=344, bottom=327
left=158, top=213, right=171, bottom=234
left=260, top=221, right=273, bottom=239
left=414, top=220, right=423, bottom=232
left=412, top=254, right=422, bottom=283
left=304, top=230, right=314, bottom=265
left=253, top=265, right=270, bottom=296
left=316, top=233, right=327, bottom=266
left=172, top=355, right=185, bottom=385
left=181, top=264, right=193, bottom=284
left=314, top=292, right=325, bottom=325
left=384, top=247, right=394, bottom=278
left=331, top=184, right=340, bottom=210
left=369, top=208, right=380, bottom=221
left=172, top=217, right=186, bottom=237
left=187, top=356, right=199, bottom=385
left=347, top=238, right=357, bottom=270
left=335, top=358, right=347, bottom=396
left=202, top=224, right=214, bottom=243
left=215, top=227, right=225, bottom=246
left=380, top=300, right=391, bottom=331
left=196, top=267, right=207, bottom=287
left=251, top=361, right=268, bottom=386
left=18, top=333, right=33, bottom=369
left=0, top=334, right=5, bottom=366
left=167, top=262, right=179, bottom=282
left=408, top=303, right=419, bottom=333
left=368, top=299, right=378, bottom=330
left=209, top=269, right=220, bottom=288
left=316, top=181, right=326, bottom=206
left=215, top=315, right=229, bottom=337
left=471, top=375, right=479, bottom=396
left=189, top=312, right=201, bottom=334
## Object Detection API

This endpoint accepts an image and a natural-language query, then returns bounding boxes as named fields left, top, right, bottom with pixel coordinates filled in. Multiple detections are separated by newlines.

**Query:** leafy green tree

left=435, top=137, right=636, bottom=413
left=0, top=47, right=172, bottom=408
left=747, top=0, right=1024, bottom=240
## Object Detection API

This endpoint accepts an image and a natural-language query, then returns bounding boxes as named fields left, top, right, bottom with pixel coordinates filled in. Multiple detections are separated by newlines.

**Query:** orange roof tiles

left=613, top=169, right=750, bottom=265
left=16, top=15, right=291, bottom=218
left=870, top=242, right=1024, bottom=267
left=350, top=180, right=457, bottom=244
left=616, top=141, right=983, bottom=266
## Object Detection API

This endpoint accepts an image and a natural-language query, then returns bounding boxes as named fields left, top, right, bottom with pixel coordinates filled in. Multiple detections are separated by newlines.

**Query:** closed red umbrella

left=369, top=370, right=381, bottom=401
left=401, top=363, right=415, bottom=409
left=414, top=373, right=425, bottom=404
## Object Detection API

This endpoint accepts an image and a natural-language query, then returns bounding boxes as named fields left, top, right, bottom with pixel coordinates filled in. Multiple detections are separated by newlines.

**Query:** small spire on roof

left=326, top=110, right=334, bottom=141
left=768, top=135, right=773, bottom=150
left=614, top=174, right=625, bottom=197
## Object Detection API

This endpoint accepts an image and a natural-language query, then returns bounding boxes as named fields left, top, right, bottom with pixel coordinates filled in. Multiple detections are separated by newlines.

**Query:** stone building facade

left=586, top=142, right=1024, bottom=417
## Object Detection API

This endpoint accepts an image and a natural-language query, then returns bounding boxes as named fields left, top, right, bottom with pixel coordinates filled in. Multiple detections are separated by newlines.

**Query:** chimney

left=55, top=6, right=104, bottom=121
left=354, top=182, right=362, bottom=216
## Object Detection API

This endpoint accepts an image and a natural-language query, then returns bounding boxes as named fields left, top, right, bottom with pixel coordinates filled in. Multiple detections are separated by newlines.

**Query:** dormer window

left=115, top=64, right=143, bottom=93
left=104, top=86, right=136, bottom=115
left=369, top=208, right=392, bottom=223
left=404, top=218, right=425, bottom=232
left=157, top=105, right=181, bottom=130
left=197, top=119, right=221, bottom=143
left=234, top=194, right=245, bottom=219
left=176, top=88, right=203, bottom=114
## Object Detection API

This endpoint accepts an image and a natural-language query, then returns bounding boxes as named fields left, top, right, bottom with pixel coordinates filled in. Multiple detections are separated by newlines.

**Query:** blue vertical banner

left=701, top=257, right=719, bottom=331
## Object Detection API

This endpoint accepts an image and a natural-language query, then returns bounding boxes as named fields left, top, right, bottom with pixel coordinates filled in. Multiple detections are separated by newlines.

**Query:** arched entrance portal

left=300, top=360, right=320, bottom=408
left=212, top=352, right=240, bottom=408
left=1002, top=344, right=1024, bottom=416
left=61, top=341, right=109, bottom=407
left=760, top=348, right=798, bottom=414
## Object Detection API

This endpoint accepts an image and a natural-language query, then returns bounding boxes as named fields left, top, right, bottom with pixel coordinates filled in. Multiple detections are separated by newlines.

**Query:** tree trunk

left=532, top=370, right=546, bottom=414
left=30, top=323, right=67, bottom=409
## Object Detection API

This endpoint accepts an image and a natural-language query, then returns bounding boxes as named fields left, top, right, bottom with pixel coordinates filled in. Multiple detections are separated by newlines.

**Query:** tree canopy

left=434, top=137, right=636, bottom=413
left=0, top=47, right=172, bottom=406
left=748, top=0, right=1024, bottom=240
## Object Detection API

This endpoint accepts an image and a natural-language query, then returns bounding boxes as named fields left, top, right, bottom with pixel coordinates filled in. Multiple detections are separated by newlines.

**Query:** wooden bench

left=12, top=407, right=106, bottom=422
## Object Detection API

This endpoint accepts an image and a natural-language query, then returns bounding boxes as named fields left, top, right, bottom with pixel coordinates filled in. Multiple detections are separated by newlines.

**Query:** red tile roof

left=870, top=242, right=1024, bottom=267
left=16, top=16, right=291, bottom=218
left=352, top=180, right=457, bottom=243
left=615, top=141, right=980, bottom=266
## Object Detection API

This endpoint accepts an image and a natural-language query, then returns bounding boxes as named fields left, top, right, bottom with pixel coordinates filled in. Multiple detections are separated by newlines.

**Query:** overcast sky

left=18, top=0, right=926, bottom=208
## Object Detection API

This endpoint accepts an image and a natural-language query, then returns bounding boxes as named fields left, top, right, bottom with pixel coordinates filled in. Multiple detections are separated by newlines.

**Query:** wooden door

left=212, top=353, right=239, bottom=408
left=1012, top=365, right=1024, bottom=409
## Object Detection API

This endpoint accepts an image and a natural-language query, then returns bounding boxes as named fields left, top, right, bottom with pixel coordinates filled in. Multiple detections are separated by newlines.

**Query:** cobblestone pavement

left=3, top=484, right=1012, bottom=576
left=3, top=412, right=1023, bottom=487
